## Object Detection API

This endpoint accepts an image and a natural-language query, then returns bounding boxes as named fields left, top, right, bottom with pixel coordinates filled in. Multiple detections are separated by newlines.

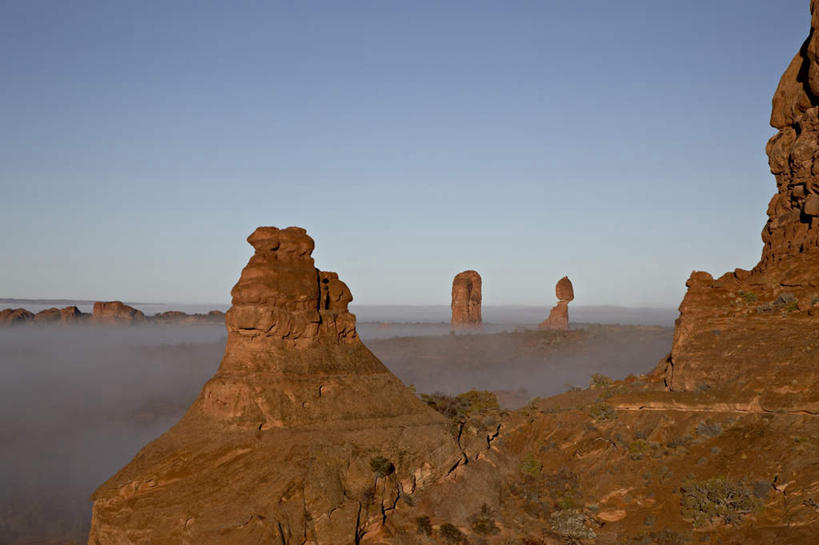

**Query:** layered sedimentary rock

left=538, top=276, right=574, bottom=330
left=33, top=306, right=86, bottom=324
left=451, top=270, right=482, bottom=328
left=92, top=301, right=145, bottom=325
left=151, top=310, right=224, bottom=324
left=89, top=226, right=461, bottom=545
left=0, top=308, right=34, bottom=325
left=658, top=5, right=819, bottom=410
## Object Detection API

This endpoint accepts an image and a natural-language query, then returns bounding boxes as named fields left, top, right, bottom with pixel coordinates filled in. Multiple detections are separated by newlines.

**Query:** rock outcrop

left=32, top=306, right=86, bottom=324
left=88, top=226, right=461, bottom=545
left=0, top=308, right=34, bottom=325
left=538, top=276, right=574, bottom=330
left=92, top=301, right=145, bottom=325
left=656, top=4, right=819, bottom=411
left=451, top=270, right=482, bottom=328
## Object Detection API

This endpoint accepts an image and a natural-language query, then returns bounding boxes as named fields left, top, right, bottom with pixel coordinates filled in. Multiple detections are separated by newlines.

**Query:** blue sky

left=0, top=1, right=810, bottom=307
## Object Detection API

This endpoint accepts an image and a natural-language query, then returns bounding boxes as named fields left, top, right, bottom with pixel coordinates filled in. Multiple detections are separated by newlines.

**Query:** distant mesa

left=451, top=269, right=482, bottom=328
left=0, top=308, right=34, bottom=325
left=88, top=226, right=461, bottom=544
left=33, top=305, right=85, bottom=324
left=0, top=302, right=226, bottom=327
left=538, top=275, right=574, bottom=330
left=92, top=301, right=145, bottom=325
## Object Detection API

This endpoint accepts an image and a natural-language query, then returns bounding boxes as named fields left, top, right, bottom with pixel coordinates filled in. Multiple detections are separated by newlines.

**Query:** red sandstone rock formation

left=88, top=226, right=461, bottom=544
left=92, top=301, right=145, bottom=325
left=0, top=308, right=34, bottom=325
left=539, top=276, right=574, bottom=330
left=657, top=4, right=819, bottom=408
left=451, top=270, right=482, bottom=328
left=33, top=306, right=86, bottom=324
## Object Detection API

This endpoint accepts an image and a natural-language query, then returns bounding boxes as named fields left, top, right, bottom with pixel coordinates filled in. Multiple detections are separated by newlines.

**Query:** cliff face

left=659, top=5, right=819, bottom=410
left=88, top=227, right=461, bottom=545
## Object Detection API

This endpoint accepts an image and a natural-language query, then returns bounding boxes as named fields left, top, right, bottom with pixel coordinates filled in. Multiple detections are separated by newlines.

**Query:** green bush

left=469, top=504, right=499, bottom=535
left=590, top=373, right=613, bottom=388
left=590, top=401, right=616, bottom=422
left=415, top=515, right=433, bottom=535
left=439, top=523, right=466, bottom=544
left=738, top=290, right=758, bottom=303
left=369, top=456, right=395, bottom=477
left=680, top=477, right=763, bottom=527
left=520, top=452, right=542, bottom=478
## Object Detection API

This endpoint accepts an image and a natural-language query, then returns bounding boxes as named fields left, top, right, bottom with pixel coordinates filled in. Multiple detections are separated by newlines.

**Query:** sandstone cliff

left=88, top=227, right=461, bottom=545
left=538, top=276, right=574, bottom=331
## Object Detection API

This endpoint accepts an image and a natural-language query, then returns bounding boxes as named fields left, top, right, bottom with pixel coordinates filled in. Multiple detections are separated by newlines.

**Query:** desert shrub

left=752, top=480, right=771, bottom=500
left=420, top=390, right=498, bottom=422
left=680, top=477, right=763, bottom=527
left=369, top=456, right=395, bottom=477
left=590, top=373, right=613, bottom=388
left=415, top=515, right=433, bottom=535
left=469, top=504, right=499, bottom=535
left=774, top=292, right=797, bottom=307
left=590, top=401, right=616, bottom=422
left=440, top=523, right=466, bottom=544
left=545, top=468, right=580, bottom=510
left=756, top=303, right=773, bottom=314
left=457, top=389, right=500, bottom=413
left=520, top=453, right=542, bottom=478
left=785, top=300, right=799, bottom=312
left=695, top=421, right=722, bottom=438
left=738, top=290, right=758, bottom=303
left=666, top=435, right=693, bottom=449
left=550, top=510, right=596, bottom=541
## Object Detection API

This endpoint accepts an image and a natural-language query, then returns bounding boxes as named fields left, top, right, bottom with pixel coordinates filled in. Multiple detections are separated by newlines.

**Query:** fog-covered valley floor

left=0, top=319, right=672, bottom=544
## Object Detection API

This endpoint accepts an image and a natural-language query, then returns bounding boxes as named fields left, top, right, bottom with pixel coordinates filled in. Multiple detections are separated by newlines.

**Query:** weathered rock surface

left=88, top=226, right=461, bottom=545
left=539, top=276, right=573, bottom=330
left=33, top=306, right=87, bottom=324
left=92, top=301, right=145, bottom=325
left=656, top=4, right=819, bottom=407
left=451, top=270, right=482, bottom=328
left=0, top=308, right=34, bottom=325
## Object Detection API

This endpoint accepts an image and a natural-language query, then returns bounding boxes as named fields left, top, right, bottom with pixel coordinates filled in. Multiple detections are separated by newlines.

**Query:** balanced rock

left=88, top=226, right=460, bottom=544
left=92, top=301, right=145, bottom=325
left=0, top=308, right=34, bottom=325
left=451, top=270, right=482, bottom=328
left=539, top=276, right=573, bottom=330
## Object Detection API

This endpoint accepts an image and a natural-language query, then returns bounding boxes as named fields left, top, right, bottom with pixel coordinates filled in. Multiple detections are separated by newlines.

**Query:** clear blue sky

left=0, top=1, right=810, bottom=307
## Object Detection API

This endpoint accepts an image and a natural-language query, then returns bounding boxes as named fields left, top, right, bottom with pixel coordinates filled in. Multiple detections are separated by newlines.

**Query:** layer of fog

left=4, top=299, right=677, bottom=328
left=0, top=319, right=671, bottom=543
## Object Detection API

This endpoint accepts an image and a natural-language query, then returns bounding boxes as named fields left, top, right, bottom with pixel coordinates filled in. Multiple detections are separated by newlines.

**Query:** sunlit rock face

left=92, top=301, right=145, bottom=325
left=451, top=270, right=482, bottom=328
left=88, top=226, right=461, bottom=545
left=657, top=3, right=819, bottom=408
left=538, top=276, right=573, bottom=331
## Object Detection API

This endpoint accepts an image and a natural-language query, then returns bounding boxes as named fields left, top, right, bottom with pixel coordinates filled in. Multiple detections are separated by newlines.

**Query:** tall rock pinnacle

left=451, top=270, right=482, bottom=328
left=88, top=226, right=461, bottom=544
